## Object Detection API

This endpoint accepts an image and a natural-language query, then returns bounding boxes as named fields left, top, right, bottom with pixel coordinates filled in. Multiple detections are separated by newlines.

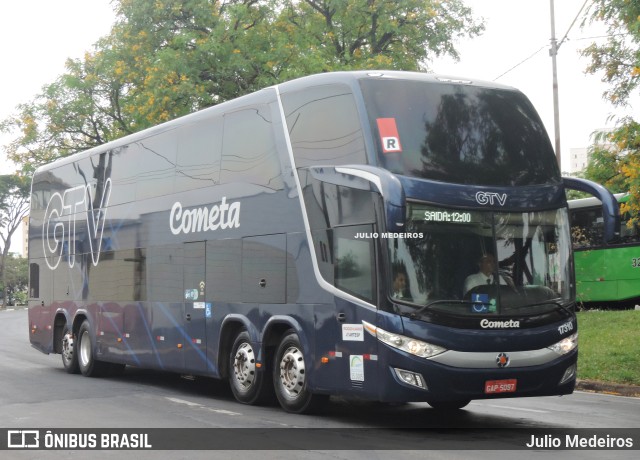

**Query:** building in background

left=569, top=147, right=589, bottom=174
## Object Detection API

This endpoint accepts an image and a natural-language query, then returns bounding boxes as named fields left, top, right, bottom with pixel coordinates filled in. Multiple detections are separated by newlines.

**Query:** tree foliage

left=1, top=254, right=28, bottom=307
left=582, top=0, right=640, bottom=218
left=1, top=0, right=483, bottom=173
left=0, top=175, right=30, bottom=307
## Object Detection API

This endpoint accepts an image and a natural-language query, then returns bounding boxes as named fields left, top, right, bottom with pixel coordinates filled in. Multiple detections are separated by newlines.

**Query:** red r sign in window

left=376, top=118, right=402, bottom=153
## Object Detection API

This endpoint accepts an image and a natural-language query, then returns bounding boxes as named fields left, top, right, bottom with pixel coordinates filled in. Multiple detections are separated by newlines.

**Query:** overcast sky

left=1, top=0, right=638, bottom=252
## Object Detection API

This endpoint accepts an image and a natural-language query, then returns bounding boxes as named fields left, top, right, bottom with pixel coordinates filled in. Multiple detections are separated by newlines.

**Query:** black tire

left=427, top=399, right=471, bottom=410
left=273, top=330, right=326, bottom=414
left=60, top=325, right=79, bottom=374
left=229, top=330, right=273, bottom=405
left=76, top=320, right=110, bottom=377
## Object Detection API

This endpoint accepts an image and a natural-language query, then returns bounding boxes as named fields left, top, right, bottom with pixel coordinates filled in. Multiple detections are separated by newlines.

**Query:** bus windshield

left=390, top=203, right=572, bottom=316
left=360, top=79, right=560, bottom=186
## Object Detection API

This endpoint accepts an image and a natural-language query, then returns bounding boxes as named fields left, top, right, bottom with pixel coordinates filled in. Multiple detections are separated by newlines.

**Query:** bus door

left=183, top=241, right=208, bottom=373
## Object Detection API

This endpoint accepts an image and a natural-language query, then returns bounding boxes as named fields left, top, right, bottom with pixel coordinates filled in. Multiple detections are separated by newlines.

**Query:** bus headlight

left=363, top=321, right=447, bottom=358
left=548, top=332, right=578, bottom=355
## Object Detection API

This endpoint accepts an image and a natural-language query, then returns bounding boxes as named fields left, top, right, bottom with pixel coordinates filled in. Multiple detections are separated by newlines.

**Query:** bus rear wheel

left=229, top=330, right=272, bottom=405
left=61, top=325, right=79, bottom=374
left=77, top=320, right=110, bottom=377
left=273, top=330, right=326, bottom=414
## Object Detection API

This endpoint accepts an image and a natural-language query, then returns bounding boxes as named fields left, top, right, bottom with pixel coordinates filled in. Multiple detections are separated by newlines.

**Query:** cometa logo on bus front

left=169, top=197, right=241, bottom=235
left=480, top=319, right=520, bottom=329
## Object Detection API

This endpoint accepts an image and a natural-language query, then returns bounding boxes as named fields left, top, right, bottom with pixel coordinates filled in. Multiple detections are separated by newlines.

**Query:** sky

left=0, top=0, right=638, bottom=253
left=431, top=0, right=638, bottom=173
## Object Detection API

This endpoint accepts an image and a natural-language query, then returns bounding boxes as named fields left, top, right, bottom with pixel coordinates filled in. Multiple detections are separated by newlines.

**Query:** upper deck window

left=281, top=84, right=367, bottom=168
left=360, top=79, right=560, bottom=186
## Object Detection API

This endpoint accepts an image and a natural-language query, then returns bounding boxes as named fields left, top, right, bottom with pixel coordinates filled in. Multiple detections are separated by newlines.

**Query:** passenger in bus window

left=391, top=264, right=412, bottom=301
left=463, top=253, right=507, bottom=295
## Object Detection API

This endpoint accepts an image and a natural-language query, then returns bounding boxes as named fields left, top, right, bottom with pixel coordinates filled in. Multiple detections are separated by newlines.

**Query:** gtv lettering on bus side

left=42, top=178, right=112, bottom=270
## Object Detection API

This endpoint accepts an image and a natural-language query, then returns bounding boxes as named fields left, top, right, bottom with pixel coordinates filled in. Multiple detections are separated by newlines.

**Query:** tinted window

left=132, top=130, right=178, bottom=201
left=29, top=263, right=40, bottom=298
left=360, top=79, right=560, bottom=186
left=175, top=118, right=222, bottom=193
left=281, top=84, right=367, bottom=168
left=220, top=105, right=283, bottom=190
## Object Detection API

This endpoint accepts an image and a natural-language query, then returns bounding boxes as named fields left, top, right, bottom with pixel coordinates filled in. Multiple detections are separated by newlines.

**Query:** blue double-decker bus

left=27, top=71, right=619, bottom=412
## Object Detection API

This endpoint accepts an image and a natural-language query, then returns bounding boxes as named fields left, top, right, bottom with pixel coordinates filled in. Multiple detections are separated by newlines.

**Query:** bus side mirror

left=307, top=165, right=406, bottom=231
left=563, top=177, right=621, bottom=243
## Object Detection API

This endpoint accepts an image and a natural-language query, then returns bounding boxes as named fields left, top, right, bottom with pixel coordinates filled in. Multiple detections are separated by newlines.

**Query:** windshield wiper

left=505, top=298, right=573, bottom=316
left=409, top=299, right=478, bottom=319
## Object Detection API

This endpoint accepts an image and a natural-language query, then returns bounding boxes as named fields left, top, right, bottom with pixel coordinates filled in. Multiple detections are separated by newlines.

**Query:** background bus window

left=570, top=207, right=605, bottom=249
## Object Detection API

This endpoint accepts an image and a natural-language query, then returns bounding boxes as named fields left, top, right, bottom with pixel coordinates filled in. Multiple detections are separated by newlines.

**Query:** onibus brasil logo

left=43, top=178, right=112, bottom=270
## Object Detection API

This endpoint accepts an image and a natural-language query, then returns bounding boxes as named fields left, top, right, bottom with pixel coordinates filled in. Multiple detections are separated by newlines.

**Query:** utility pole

left=549, top=0, right=562, bottom=169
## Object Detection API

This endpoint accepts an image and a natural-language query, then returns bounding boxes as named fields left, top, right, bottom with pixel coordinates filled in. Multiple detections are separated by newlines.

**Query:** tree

left=2, top=0, right=483, bottom=172
left=0, top=175, right=30, bottom=308
left=582, top=0, right=640, bottom=218
left=1, top=254, right=28, bottom=306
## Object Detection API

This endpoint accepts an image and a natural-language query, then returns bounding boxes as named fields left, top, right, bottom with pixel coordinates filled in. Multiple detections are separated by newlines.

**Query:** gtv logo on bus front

left=475, top=191, right=507, bottom=206
left=43, top=179, right=112, bottom=270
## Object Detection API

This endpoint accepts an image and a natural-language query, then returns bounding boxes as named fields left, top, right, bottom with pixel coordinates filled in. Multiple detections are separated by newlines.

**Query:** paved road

left=1, top=308, right=638, bottom=459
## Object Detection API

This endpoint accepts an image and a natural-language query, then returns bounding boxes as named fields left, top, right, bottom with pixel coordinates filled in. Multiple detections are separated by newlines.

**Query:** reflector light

left=394, top=368, right=427, bottom=390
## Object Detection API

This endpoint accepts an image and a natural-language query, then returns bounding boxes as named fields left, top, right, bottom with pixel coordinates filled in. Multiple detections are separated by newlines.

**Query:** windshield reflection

left=389, top=204, right=572, bottom=316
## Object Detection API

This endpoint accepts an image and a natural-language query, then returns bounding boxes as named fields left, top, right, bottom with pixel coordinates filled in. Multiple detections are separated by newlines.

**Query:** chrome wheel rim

left=233, top=342, right=256, bottom=390
left=61, top=332, right=74, bottom=364
left=278, top=346, right=305, bottom=398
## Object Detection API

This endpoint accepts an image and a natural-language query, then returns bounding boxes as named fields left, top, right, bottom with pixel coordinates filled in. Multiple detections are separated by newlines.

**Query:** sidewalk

left=576, top=379, right=640, bottom=398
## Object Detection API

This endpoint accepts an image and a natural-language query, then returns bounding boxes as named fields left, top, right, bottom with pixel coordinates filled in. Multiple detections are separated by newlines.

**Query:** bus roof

left=33, top=70, right=520, bottom=176
left=568, top=192, right=628, bottom=210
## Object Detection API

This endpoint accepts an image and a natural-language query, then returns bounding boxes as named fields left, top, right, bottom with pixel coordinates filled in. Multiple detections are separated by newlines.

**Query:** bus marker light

left=177, top=343, right=183, bottom=349
left=559, top=364, right=577, bottom=384
left=321, top=357, right=329, bottom=364
left=256, top=363, right=262, bottom=368
left=394, top=368, right=427, bottom=389
left=117, top=337, right=122, bottom=343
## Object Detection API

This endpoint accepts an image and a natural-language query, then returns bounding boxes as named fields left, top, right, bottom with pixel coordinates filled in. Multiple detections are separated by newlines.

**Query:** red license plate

left=485, top=379, right=517, bottom=394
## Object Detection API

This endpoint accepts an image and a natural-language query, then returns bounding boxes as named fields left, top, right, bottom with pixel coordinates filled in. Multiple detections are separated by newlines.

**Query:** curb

left=576, top=379, right=640, bottom=398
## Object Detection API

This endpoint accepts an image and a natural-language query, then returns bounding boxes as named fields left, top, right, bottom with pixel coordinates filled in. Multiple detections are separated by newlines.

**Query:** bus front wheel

left=61, top=325, right=79, bottom=374
left=427, top=399, right=471, bottom=410
left=229, top=330, right=273, bottom=405
left=273, top=330, right=326, bottom=414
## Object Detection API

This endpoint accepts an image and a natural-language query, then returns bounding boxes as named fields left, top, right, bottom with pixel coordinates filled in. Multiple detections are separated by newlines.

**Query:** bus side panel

left=574, top=249, right=609, bottom=302
left=606, top=246, right=640, bottom=302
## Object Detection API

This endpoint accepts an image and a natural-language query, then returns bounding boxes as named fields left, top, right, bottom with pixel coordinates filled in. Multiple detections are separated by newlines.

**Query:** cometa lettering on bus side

left=480, top=319, right=520, bottom=329
left=170, top=197, right=241, bottom=235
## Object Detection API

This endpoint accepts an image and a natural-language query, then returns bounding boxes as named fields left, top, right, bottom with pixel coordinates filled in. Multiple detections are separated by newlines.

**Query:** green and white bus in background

left=569, top=193, right=640, bottom=308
